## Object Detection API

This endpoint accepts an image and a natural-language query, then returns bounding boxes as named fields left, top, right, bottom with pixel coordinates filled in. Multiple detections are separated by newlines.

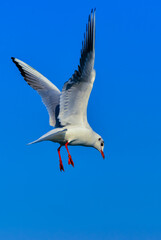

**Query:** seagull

left=11, top=9, right=105, bottom=171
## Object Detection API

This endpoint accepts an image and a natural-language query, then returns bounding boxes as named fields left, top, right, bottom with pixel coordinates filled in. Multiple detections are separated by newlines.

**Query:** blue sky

left=0, top=0, right=161, bottom=239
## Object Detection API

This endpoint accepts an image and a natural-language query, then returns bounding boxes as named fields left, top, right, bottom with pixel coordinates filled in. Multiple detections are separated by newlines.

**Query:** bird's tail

left=27, top=137, right=43, bottom=145
left=27, top=132, right=50, bottom=145
left=27, top=128, right=67, bottom=145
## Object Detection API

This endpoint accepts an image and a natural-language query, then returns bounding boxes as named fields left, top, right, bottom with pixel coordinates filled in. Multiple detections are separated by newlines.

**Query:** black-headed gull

left=11, top=9, right=105, bottom=171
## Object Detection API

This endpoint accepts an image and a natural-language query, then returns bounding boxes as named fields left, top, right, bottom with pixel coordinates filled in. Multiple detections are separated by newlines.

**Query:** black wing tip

left=11, top=57, right=26, bottom=78
left=11, top=57, right=15, bottom=62
left=87, top=9, right=96, bottom=51
left=78, top=8, right=96, bottom=74
left=11, top=57, right=19, bottom=68
left=91, top=8, right=96, bottom=13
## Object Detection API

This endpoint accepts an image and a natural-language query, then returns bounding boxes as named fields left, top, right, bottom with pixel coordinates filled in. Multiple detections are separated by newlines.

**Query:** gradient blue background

left=0, top=0, right=161, bottom=239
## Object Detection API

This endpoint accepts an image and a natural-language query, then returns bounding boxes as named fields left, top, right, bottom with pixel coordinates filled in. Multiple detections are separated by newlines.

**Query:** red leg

left=57, top=146, right=64, bottom=171
left=65, top=142, right=74, bottom=167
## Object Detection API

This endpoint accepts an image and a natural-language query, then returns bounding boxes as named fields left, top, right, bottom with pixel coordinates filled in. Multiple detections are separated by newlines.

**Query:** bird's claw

left=59, top=161, right=64, bottom=171
left=68, top=155, right=74, bottom=167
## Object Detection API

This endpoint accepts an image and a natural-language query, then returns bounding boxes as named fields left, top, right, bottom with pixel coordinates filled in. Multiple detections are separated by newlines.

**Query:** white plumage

left=12, top=9, right=105, bottom=171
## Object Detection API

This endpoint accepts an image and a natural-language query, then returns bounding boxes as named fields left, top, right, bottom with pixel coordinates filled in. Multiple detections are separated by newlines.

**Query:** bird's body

left=12, top=9, right=105, bottom=171
left=29, top=126, right=99, bottom=147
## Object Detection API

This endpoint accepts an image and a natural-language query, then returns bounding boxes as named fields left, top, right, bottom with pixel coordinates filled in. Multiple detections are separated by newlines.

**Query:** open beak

left=101, top=150, right=105, bottom=159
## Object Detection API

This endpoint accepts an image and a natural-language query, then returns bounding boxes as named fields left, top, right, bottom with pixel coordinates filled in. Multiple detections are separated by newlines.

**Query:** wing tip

left=91, top=8, right=96, bottom=13
left=11, top=57, right=26, bottom=78
left=11, top=57, right=15, bottom=62
left=78, top=8, right=96, bottom=75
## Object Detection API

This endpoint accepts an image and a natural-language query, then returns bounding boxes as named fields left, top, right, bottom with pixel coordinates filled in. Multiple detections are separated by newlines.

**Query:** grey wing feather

left=58, top=9, right=96, bottom=127
left=11, top=57, right=61, bottom=127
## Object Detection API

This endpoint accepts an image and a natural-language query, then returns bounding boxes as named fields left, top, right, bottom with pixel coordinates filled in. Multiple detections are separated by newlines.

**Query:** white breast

left=65, top=126, right=95, bottom=146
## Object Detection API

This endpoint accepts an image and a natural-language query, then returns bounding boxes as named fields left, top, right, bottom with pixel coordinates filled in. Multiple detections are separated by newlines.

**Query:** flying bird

left=11, top=9, right=105, bottom=171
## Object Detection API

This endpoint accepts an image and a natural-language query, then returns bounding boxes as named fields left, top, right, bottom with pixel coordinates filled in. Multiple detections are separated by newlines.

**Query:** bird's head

left=93, top=135, right=105, bottom=159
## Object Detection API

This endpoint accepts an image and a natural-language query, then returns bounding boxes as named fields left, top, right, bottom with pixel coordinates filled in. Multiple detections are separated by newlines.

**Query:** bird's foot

left=68, top=155, right=74, bottom=167
left=59, top=160, right=64, bottom=171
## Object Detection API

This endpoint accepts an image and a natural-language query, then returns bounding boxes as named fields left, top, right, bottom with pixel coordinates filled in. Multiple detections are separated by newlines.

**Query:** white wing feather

left=11, top=58, right=61, bottom=127
left=58, top=9, right=96, bottom=127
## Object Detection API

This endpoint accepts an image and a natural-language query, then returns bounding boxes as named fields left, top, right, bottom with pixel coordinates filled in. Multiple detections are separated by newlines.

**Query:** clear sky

left=0, top=0, right=161, bottom=239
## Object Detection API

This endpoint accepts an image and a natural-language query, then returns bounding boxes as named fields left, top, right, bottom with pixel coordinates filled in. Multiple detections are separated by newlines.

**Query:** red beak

left=101, top=150, right=105, bottom=159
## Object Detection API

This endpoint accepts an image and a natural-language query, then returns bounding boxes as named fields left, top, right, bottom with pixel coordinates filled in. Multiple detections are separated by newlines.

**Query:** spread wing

left=11, top=57, right=61, bottom=127
left=58, top=9, right=96, bottom=127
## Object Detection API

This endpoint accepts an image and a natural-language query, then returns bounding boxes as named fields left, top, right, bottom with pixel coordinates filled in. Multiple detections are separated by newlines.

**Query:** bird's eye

left=98, top=138, right=101, bottom=141
left=101, top=142, right=104, bottom=146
